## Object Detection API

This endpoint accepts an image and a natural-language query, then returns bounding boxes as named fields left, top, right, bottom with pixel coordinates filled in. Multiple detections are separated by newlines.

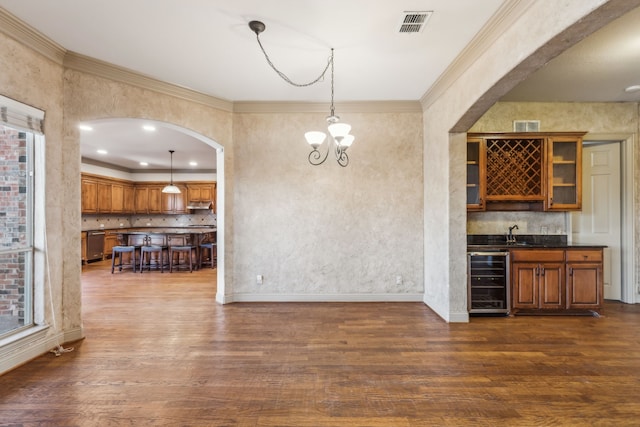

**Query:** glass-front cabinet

left=467, top=138, right=485, bottom=211
left=546, top=136, right=582, bottom=211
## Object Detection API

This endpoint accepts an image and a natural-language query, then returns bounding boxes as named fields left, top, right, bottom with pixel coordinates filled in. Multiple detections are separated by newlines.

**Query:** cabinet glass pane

left=467, top=142, right=480, bottom=205
left=550, top=140, right=578, bottom=206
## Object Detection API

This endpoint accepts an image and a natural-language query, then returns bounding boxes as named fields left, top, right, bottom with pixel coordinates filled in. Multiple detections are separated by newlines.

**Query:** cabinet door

left=566, top=262, right=602, bottom=309
left=81, top=232, right=87, bottom=264
left=512, top=263, right=539, bottom=309
left=134, top=186, right=149, bottom=214
left=123, top=184, right=135, bottom=213
left=539, top=263, right=564, bottom=309
left=81, top=178, right=98, bottom=213
left=147, top=186, right=163, bottom=214
left=103, top=234, right=118, bottom=260
left=97, top=182, right=112, bottom=213
left=467, top=139, right=485, bottom=211
left=111, top=183, right=125, bottom=213
left=172, top=184, right=188, bottom=213
left=546, top=136, right=582, bottom=211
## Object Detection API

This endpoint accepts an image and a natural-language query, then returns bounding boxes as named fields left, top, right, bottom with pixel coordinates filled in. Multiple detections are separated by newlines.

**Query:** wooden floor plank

left=0, top=260, right=639, bottom=425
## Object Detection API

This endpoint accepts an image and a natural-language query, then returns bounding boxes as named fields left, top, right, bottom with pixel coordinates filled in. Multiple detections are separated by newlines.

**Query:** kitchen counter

left=467, top=234, right=606, bottom=251
left=113, top=227, right=216, bottom=234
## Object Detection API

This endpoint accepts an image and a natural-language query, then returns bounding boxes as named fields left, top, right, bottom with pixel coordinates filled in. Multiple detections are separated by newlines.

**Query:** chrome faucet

left=507, top=224, right=519, bottom=243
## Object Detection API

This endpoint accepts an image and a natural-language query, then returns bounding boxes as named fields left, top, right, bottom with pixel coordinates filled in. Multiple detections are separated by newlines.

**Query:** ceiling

left=0, top=1, right=639, bottom=171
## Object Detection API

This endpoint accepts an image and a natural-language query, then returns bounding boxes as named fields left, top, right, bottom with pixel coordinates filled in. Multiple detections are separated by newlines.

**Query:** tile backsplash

left=82, top=212, right=216, bottom=231
left=467, top=211, right=566, bottom=236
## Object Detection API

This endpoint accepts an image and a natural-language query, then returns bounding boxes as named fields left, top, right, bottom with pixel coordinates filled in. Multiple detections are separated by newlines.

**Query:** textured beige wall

left=0, top=32, right=68, bottom=340
left=232, top=111, right=424, bottom=299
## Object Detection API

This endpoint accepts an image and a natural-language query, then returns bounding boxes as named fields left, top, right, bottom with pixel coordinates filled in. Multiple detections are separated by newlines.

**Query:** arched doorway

left=79, top=118, right=225, bottom=300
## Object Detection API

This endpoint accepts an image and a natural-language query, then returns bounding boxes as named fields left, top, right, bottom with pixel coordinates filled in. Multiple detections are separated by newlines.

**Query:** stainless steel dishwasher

left=467, top=251, right=510, bottom=315
left=86, top=230, right=105, bottom=262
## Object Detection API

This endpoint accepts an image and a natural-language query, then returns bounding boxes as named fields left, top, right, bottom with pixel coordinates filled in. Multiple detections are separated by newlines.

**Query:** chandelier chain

left=254, top=33, right=333, bottom=87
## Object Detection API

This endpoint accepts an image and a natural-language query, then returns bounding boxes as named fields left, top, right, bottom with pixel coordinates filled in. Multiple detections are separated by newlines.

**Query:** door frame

left=572, top=133, right=635, bottom=304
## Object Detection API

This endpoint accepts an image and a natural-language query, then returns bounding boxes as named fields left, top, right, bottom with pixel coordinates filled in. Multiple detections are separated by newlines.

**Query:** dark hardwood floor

left=1, top=259, right=640, bottom=426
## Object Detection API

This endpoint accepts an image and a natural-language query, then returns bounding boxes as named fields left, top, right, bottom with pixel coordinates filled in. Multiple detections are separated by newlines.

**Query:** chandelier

left=249, top=20, right=355, bottom=167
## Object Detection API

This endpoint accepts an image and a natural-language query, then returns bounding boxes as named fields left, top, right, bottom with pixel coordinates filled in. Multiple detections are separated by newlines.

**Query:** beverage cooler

left=467, top=251, right=509, bottom=315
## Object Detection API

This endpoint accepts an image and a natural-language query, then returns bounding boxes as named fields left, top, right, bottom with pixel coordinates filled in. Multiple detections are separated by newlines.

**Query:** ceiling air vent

left=398, top=11, right=432, bottom=34
left=513, top=120, right=540, bottom=132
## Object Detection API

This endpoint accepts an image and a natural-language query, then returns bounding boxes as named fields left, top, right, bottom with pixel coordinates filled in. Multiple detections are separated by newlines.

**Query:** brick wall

left=0, top=126, right=28, bottom=331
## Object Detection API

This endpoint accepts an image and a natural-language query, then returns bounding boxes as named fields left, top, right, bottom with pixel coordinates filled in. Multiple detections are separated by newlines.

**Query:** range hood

left=186, top=201, right=213, bottom=210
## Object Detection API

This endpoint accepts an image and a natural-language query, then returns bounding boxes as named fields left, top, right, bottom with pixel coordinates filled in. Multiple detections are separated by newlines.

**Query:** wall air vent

left=513, top=120, right=540, bottom=132
left=398, top=11, right=433, bottom=33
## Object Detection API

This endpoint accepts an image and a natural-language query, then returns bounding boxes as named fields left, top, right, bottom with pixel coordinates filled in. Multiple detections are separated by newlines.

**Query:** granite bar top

left=467, top=234, right=606, bottom=250
left=104, top=227, right=216, bottom=234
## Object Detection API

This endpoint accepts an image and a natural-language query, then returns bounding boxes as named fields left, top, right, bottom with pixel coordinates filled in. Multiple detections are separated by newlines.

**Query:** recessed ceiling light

left=96, top=149, right=108, bottom=155
left=142, top=125, right=156, bottom=131
left=189, top=161, right=198, bottom=166
left=624, top=85, right=640, bottom=93
left=139, top=161, right=148, bottom=166
left=79, top=124, right=93, bottom=131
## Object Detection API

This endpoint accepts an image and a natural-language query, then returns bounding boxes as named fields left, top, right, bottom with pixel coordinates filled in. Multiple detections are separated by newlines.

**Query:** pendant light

left=162, top=149, right=181, bottom=194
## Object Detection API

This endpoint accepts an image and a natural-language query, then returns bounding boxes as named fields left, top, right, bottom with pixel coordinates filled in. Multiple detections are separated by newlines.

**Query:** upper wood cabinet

left=467, top=132, right=585, bottom=211
left=81, top=177, right=98, bottom=214
left=187, top=182, right=217, bottom=213
left=466, top=139, right=485, bottom=211
left=161, top=184, right=188, bottom=214
left=546, top=136, right=582, bottom=211
left=82, top=174, right=214, bottom=215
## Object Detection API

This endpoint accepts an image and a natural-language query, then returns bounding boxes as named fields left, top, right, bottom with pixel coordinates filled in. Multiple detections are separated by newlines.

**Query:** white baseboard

left=229, top=293, right=425, bottom=303
left=0, top=326, right=84, bottom=375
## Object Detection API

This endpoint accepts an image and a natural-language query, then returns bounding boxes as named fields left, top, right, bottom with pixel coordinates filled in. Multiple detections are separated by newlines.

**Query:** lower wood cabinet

left=81, top=232, right=87, bottom=264
left=103, top=233, right=119, bottom=260
left=566, top=249, right=603, bottom=310
left=511, top=248, right=603, bottom=313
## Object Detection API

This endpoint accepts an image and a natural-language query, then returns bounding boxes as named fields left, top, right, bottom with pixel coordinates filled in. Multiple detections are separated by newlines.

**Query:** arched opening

left=79, top=118, right=226, bottom=300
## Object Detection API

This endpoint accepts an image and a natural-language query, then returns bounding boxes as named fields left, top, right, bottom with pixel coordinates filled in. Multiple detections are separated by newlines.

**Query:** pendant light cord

left=253, top=32, right=333, bottom=88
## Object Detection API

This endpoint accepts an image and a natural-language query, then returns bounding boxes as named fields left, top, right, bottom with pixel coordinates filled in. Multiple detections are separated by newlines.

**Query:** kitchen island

left=107, top=227, right=216, bottom=270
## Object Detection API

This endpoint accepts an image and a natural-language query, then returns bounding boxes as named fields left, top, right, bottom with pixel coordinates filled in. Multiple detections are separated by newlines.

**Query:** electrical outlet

left=396, top=275, right=403, bottom=285
left=257, top=275, right=263, bottom=285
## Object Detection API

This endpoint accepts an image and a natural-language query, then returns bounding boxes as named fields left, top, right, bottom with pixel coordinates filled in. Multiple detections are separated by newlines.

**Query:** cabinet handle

left=541, top=267, right=545, bottom=276
left=569, top=267, right=573, bottom=276
left=535, top=266, right=539, bottom=276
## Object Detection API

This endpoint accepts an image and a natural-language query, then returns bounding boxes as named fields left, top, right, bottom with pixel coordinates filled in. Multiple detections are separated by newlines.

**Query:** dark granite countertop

left=467, top=234, right=606, bottom=251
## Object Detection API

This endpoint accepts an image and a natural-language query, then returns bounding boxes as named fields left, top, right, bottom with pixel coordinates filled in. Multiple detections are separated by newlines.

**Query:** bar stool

left=199, top=242, right=217, bottom=269
left=139, top=245, right=167, bottom=273
left=169, top=245, right=197, bottom=273
left=111, top=245, right=137, bottom=273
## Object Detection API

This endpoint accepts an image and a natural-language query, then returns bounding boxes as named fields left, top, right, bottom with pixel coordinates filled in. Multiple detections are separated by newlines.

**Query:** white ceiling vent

left=398, top=11, right=433, bottom=34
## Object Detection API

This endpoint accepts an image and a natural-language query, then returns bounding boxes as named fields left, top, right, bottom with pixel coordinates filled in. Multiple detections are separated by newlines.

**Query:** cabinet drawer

left=510, top=249, right=564, bottom=263
left=566, top=250, right=602, bottom=263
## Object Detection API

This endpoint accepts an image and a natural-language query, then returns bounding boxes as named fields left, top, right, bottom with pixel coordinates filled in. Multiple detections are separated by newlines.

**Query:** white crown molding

left=64, top=51, right=234, bottom=112
left=0, top=6, right=66, bottom=64
left=233, top=100, right=422, bottom=114
left=1, top=6, right=422, bottom=115
left=420, top=0, right=536, bottom=109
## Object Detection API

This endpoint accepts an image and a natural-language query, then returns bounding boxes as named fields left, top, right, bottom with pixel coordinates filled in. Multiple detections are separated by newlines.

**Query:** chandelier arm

left=308, top=146, right=330, bottom=166
left=337, top=151, right=349, bottom=167
left=255, top=34, right=333, bottom=88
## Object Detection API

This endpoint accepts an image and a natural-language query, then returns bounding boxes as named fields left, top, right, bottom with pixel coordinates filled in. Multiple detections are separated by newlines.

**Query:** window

left=0, top=125, right=34, bottom=337
left=0, top=95, right=42, bottom=339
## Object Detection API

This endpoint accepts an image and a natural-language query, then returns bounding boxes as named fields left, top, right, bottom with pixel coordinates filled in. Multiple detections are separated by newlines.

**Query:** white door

left=571, top=142, right=621, bottom=300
